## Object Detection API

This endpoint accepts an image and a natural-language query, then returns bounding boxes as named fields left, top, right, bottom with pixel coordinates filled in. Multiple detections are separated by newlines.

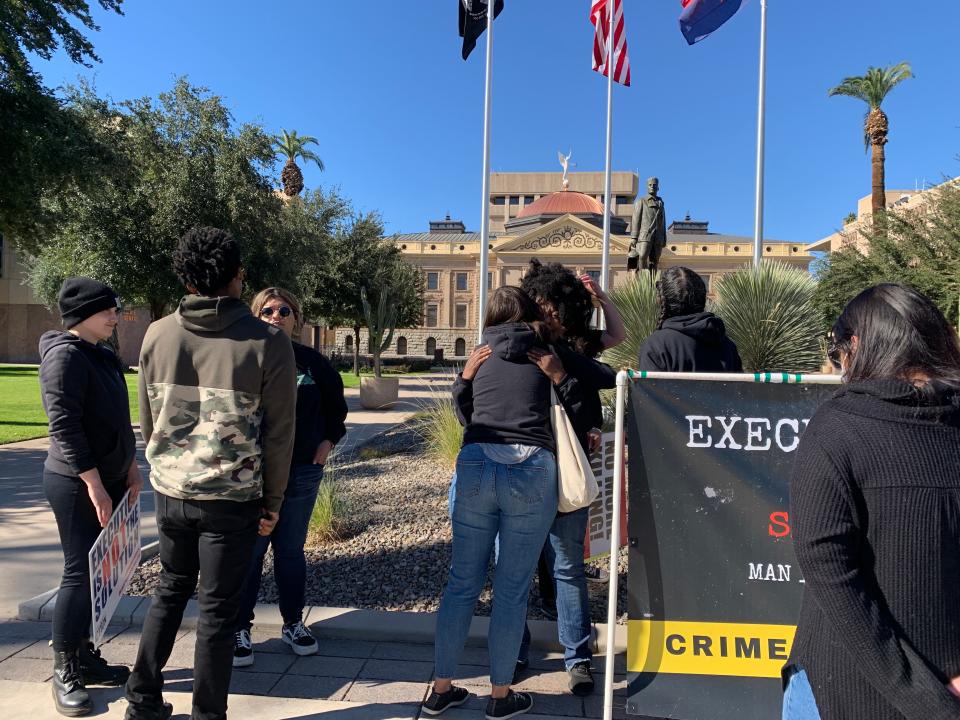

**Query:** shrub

left=309, top=467, right=348, bottom=542
left=601, top=271, right=660, bottom=371
left=413, top=383, right=463, bottom=470
left=712, top=262, right=824, bottom=373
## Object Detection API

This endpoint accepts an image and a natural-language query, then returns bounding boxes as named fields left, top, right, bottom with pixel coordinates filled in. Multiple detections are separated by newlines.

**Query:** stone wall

left=333, top=327, right=473, bottom=360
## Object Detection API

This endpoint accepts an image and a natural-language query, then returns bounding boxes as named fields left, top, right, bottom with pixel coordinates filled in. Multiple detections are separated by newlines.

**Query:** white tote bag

left=550, top=389, right=600, bottom=512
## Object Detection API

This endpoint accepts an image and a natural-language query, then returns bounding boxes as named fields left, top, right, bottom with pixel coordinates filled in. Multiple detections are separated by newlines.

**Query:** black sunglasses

left=260, top=306, right=292, bottom=319
left=826, top=333, right=846, bottom=371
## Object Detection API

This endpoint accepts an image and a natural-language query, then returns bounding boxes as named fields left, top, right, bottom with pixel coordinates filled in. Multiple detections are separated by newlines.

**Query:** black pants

left=126, top=492, right=259, bottom=720
left=44, top=469, right=128, bottom=653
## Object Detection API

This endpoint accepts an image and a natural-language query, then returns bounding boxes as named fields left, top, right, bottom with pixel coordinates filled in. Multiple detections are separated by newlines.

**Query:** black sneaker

left=79, top=641, right=130, bottom=686
left=584, top=563, right=610, bottom=583
left=485, top=690, right=533, bottom=720
left=281, top=621, right=318, bottom=656
left=568, top=661, right=595, bottom=696
left=233, top=628, right=254, bottom=668
left=513, top=658, right=529, bottom=684
left=123, top=701, right=173, bottom=720
left=422, top=685, right=470, bottom=715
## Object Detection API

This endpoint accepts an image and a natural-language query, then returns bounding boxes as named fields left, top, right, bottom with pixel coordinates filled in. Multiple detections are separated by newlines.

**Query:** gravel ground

left=127, top=423, right=628, bottom=622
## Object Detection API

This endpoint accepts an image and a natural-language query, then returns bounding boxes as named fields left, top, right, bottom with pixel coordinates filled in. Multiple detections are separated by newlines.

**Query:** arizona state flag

left=459, top=0, right=504, bottom=60
left=679, top=0, right=744, bottom=45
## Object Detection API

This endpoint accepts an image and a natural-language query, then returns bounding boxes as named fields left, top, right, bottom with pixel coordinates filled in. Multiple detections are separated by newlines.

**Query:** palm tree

left=828, top=62, right=913, bottom=219
left=273, top=129, right=324, bottom=196
left=602, top=271, right=659, bottom=371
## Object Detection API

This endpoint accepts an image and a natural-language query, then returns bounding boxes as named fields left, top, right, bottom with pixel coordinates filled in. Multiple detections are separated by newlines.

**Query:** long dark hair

left=656, top=266, right=707, bottom=329
left=831, top=283, right=960, bottom=391
left=520, top=259, right=602, bottom=357
left=483, top=286, right=551, bottom=344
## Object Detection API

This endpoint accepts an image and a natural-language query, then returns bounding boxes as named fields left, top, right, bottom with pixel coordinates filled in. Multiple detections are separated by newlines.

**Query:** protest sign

left=88, top=490, right=141, bottom=647
left=585, top=431, right=627, bottom=560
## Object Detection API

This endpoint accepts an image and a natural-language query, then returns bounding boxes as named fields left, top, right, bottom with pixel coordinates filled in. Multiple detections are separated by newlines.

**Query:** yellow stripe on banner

left=628, top=620, right=796, bottom=679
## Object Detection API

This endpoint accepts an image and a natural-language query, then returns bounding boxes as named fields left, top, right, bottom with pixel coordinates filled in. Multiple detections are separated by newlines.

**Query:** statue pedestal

left=359, top=376, right=399, bottom=410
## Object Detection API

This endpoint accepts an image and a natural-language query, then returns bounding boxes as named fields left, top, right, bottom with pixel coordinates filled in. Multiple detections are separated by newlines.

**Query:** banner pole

left=599, top=0, right=615, bottom=312
left=603, top=370, right=629, bottom=720
left=751, top=0, right=768, bottom=268
left=476, top=0, right=495, bottom=344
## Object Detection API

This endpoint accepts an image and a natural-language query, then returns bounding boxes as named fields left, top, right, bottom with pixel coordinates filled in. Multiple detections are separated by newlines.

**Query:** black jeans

left=126, top=492, right=259, bottom=720
left=44, top=469, right=128, bottom=653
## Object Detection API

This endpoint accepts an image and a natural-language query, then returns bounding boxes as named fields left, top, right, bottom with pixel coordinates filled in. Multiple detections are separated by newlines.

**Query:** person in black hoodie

left=784, top=284, right=960, bottom=720
left=39, top=277, right=139, bottom=717
left=233, top=287, right=347, bottom=667
left=426, top=287, right=580, bottom=720
left=637, top=266, right=742, bottom=373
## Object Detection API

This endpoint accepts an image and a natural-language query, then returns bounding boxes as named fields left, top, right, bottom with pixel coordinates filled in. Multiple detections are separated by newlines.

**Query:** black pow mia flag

left=459, top=0, right=504, bottom=60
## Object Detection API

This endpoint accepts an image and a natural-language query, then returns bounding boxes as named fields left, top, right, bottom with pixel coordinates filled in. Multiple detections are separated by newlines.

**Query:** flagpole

left=476, top=0, right=495, bottom=344
left=599, top=0, right=614, bottom=310
left=752, top=0, right=768, bottom=267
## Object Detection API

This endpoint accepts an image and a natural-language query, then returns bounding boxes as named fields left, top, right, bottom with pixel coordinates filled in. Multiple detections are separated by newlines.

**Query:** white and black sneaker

left=485, top=690, right=534, bottom=719
left=422, top=685, right=470, bottom=715
left=281, top=621, right=318, bottom=656
left=584, top=564, right=610, bottom=583
left=233, top=629, right=254, bottom=668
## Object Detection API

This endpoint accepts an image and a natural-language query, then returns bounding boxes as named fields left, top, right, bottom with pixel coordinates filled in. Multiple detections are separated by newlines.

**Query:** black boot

left=79, top=640, right=130, bottom=686
left=52, top=649, right=91, bottom=717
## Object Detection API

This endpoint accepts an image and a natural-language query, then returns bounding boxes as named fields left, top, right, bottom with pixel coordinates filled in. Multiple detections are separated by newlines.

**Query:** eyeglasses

left=260, top=306, right=292, bottom=319
left=826, top=333, right=845, bottom=371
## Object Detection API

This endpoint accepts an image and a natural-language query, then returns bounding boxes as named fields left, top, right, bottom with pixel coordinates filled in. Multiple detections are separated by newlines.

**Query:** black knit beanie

left=58, top=277, right=120, bottom=329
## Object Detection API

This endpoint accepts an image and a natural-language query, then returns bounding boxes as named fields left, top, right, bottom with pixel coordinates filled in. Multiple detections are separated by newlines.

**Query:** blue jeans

left=435, top=443, right=558, bottom=687
left=782, top=667, right=822, bottom=720
left=236, top=464, right=324, bottom=628
left=518, top=508, right=592, bottom=670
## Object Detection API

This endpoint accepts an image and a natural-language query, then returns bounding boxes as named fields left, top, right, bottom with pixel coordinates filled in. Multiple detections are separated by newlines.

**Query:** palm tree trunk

left=871, top=140, right=886, bottom=219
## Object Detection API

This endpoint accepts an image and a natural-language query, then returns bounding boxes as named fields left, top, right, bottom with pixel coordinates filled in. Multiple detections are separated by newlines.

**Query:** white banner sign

left=88, top=490, right=141, bottom=647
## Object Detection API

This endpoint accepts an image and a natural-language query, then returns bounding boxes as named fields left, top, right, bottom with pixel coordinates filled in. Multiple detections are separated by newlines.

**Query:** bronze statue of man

left=628, top=177, right=667, bottom=273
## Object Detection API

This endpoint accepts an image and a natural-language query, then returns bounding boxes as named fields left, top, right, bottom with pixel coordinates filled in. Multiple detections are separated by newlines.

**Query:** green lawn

left=0, top=364, right=139, bottom=445
left=337, top=370, right=433, bottom=390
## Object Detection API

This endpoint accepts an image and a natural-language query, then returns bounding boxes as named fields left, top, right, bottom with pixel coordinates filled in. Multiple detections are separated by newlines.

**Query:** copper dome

left=515, top=191, right=605, bottom=219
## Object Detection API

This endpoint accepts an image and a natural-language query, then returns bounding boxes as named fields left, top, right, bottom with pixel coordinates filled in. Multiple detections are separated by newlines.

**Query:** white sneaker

left=281, top=621, right=318, bottom=656
left=233, top=628, right=254, bottom=667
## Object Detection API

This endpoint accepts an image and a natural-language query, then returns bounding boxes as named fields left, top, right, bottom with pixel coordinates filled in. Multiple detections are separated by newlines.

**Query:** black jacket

left=452, top=323, right=585, bottom=453
left=38, top=331, right=136, bottom=482
left=638, top=312, right=743, bottom=373
left=787, top=379, right=960, bottom=720
left=291, top=342, right=348, bottom=466
left=554, top=341, right=616, bottom=450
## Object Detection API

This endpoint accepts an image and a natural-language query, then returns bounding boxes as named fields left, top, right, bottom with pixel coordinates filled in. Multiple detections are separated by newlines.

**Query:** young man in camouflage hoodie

left=125, top=227, right=296, bottom=720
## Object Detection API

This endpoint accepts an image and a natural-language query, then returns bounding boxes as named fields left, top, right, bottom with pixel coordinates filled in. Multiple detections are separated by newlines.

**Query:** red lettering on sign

left=768, top=511, right=790, bottom=538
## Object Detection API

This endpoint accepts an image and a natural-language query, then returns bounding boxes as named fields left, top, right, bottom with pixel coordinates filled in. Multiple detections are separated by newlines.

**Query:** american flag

left=590, top=0, right=631, bottom=87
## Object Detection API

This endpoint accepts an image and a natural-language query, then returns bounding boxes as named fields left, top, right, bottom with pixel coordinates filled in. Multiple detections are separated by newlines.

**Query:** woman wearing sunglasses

left=783, top=284, right=960, bottom=720
left=233, top=287, right=348, bottom=666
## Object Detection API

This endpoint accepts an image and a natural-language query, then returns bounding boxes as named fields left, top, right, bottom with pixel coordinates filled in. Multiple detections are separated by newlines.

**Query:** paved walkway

left=0, top=619, right=629, bottom=719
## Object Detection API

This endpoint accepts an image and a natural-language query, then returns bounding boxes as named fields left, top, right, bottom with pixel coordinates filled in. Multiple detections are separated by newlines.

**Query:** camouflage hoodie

left=138, top=295, right=296, bottom=511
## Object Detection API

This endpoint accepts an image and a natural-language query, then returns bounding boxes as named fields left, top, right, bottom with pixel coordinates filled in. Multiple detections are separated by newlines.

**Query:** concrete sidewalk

left=0, top=618, right=630, bottom=719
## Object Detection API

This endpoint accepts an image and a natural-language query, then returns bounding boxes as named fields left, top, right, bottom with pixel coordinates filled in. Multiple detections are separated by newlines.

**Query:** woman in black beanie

left=39, top=277, right=140, bottom=717
left=783, top=284, right=960, bottom=720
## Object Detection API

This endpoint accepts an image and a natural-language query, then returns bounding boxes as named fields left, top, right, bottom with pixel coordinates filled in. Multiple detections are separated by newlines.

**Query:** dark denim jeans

left=126, top=492, right=259, bottom=720
left=44, top=469, right=128, bottom=652
left=518, top=508, right=592, bottom=670
left=435, top=443, right=558, bottom=687
left=236, top=464, right=324, bottom=628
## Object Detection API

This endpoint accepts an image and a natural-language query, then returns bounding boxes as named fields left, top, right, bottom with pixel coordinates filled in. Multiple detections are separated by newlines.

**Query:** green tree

left=0, top=1, right=124, bottom=245
left=602, top=271, right=659, bottom=371
left=814, top=180, right=960, bottom=328
left=26, top=79, right=301, bottom=318
left=273, top=129, right=324, bottom=197
left=828, top=62, right=913, bottom=219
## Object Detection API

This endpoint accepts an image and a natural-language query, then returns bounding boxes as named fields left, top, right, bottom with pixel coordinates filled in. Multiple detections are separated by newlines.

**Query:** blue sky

left=34, top=1, right=960, bottom=243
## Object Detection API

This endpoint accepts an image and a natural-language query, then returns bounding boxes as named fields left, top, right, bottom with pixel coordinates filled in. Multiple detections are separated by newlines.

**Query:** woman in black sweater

left=39, top=277, right=138, bottom=716
left=784, top=284, right=960, bottom=720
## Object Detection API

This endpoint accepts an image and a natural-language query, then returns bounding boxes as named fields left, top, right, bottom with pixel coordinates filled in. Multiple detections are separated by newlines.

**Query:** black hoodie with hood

left=452, top=323, right=583, bottom=453
left=38, top=331, right=136, bottom=482
left=638, top=311, right=743, bottom=373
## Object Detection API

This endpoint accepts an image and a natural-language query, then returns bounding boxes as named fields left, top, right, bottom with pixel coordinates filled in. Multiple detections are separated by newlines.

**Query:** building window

left=491, top=196, right=505, bottom=205
left=509, top=195, right=520, bottom=205
left=455, top=272, right=468, bottom=292
left=425, top=303, right=438, bottom=328
left=585, top=269, right=601, bottom=285
left=344, top=335, right=353, bottom=350
left=523, top=195, right=534, bottom=204
left=426, top=271, right=439, bottom=291
left=455, top=303, right=468, bottom=328
left=426, top=337, right=437, bottom=356
left=122, top=309, right=136, bottom=322
left=455, top=338, right=466, bottom=357
left=396, top=336, right=407, bottom=355
left=616, top=195, right=632, bottom=205
left=487, top=272, right=493, bottom=291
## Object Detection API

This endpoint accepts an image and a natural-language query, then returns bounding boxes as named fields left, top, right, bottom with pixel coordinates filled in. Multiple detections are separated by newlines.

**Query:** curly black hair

left=520, top=259, right=603, bottom=358
left=655, top=266, right=707, bottom=329
left=172, top=227, right=242, bottom=295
